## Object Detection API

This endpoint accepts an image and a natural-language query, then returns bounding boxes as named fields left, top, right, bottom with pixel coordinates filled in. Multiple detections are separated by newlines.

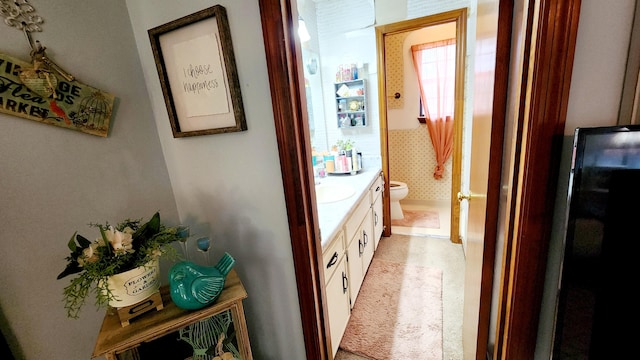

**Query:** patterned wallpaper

left=388, top=124, right=452, bottom=201
left=385, top=32, right=407, bottom=109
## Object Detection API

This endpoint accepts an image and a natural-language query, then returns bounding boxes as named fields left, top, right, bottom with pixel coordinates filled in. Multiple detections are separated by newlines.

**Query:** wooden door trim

left=375, top=9, right=467, bottom=244
left=258, top=0, right=330, bottom=359
left=493, top=0, right=581, bottom=358
left=473, top=0, right=515, bottom=358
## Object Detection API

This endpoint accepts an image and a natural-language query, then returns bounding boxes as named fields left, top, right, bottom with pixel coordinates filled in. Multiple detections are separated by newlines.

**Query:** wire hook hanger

left=1, top=0, right=74, bottom=81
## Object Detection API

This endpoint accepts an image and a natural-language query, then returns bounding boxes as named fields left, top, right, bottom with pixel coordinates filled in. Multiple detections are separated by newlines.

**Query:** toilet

left=389, top=181, right=409, bottom=220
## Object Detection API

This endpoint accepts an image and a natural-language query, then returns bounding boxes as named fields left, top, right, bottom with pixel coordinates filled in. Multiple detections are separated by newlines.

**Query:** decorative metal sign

left=0, top=0, right=115, bottom=137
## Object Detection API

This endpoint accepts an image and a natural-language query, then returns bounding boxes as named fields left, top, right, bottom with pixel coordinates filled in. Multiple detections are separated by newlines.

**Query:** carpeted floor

left=340, top=258, right=443, bottom=360
left=336, top=233, right=464, bottom=360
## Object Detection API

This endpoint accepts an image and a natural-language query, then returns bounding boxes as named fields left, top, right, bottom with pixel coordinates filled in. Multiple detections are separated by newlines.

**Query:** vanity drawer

left=323, top=230, right=345, bottom=283
left=344, top=194, right=371, bottom=242
left=370, top=173, right=384, bottom=203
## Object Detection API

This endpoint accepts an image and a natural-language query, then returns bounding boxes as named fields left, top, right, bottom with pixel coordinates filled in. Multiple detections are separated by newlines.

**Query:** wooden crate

left=114, top=291, right=163, bottom=327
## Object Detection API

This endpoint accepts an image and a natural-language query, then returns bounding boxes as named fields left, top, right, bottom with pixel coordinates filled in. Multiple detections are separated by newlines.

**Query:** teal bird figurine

left=169, top=252, right=236, bottom=310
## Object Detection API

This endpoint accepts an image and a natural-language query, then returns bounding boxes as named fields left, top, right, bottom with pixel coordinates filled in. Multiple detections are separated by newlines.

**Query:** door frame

left=491, top=0, right=581, bottom=358
left=375, top=9, right=467, bottom=244
left=259, top=0, right=331, bottom=357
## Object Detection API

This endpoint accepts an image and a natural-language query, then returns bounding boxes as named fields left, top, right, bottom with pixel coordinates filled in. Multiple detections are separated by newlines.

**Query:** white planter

left=105, top=259, right=160, bottom=307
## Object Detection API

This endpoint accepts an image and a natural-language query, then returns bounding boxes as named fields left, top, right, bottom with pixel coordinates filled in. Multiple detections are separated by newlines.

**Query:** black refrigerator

left=552, top=125, right=640, bottom=359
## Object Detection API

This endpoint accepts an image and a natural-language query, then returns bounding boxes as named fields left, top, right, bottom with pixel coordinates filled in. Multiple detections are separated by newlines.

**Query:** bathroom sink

left=315, top=183, right=355, bottom=204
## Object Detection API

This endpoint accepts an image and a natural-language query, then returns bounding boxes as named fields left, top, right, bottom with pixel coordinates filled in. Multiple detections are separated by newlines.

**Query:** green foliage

left=58, top=211, right=186, bottom=318
left=336, top=138, right=355, bottom=150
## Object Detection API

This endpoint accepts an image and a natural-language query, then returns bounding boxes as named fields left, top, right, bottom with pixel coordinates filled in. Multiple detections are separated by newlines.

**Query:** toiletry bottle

left=325, top=155, right=335, bottom=173
left=315, top=155, right=325, bottom=177
left=352, top=148, right=359, bottom=171
left=337, top=152, right=345, bottom=172
left=349, top=147, right=357, bottom=171
left=345, top=151, right=351, bottom=172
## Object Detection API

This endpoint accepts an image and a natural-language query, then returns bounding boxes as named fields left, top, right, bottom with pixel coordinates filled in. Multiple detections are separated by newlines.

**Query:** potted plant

left=57, top=211, right=186, bottom=318
left=335, top=138, right=355, bottom=152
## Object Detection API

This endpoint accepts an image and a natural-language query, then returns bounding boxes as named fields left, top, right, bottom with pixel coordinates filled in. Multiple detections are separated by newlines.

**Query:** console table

left=92, top=269, right=252, bottom=360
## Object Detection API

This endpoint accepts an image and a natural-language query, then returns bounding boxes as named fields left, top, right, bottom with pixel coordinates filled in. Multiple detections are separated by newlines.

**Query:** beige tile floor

left=336, top=201, right=463, bottom=360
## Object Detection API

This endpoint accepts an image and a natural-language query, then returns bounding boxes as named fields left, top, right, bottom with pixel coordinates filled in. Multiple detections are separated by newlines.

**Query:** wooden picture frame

left=148, top=5, right=247, bottom=138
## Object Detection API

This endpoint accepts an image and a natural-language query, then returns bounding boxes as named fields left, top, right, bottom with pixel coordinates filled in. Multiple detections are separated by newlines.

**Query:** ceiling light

left=298, top=17, right=311, bottom=43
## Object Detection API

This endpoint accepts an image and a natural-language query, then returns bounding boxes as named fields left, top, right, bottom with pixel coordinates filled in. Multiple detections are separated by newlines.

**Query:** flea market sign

left=0, top=52, right=115, bottom=137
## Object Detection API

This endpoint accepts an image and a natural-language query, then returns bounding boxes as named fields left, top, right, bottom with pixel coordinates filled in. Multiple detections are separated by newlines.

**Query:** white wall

left=563, top=0, right=636, bottom=135
left=315, top=0, right=380, bottom=160
left=126, top=1, right=305, bottom=359
left=0, top=1, right=179, bottom=358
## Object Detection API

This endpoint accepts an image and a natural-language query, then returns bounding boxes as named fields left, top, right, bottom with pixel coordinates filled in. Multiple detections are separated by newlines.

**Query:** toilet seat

left=390, top=180, right=407, bottom=189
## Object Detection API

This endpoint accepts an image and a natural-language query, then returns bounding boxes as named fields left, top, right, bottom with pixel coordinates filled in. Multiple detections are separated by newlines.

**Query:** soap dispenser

left=314, top=155, right=325, bottom=178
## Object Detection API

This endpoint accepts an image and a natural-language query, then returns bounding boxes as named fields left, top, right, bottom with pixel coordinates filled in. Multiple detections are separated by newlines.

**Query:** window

left=414, top=39, right=456, bottom=120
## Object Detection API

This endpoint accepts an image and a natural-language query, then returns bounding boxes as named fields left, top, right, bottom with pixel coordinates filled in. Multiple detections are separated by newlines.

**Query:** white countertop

left=316, top=167, right=382, bottom=250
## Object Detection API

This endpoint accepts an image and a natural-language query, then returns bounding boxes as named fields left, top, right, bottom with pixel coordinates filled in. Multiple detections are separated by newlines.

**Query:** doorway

left=258, top=0, right=580, bottom=358
left=375, top=10, right=467, bottom=245
left=259, top=1, right=473, bottom=358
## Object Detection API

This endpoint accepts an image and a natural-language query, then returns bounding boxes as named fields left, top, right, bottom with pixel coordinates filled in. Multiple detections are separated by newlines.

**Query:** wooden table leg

left=230, top=301, right=253, bottom=360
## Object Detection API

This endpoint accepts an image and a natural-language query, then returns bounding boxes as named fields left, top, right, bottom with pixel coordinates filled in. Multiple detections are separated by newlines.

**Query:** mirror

left=297, top=7, right=328, bottom=152
left=301, top=48, right=327, bottom=151
left=297, top=0, right=377, bottom=160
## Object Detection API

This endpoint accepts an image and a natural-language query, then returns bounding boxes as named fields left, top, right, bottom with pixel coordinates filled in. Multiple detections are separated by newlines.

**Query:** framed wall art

left=148, top=5, right=247, bottom=138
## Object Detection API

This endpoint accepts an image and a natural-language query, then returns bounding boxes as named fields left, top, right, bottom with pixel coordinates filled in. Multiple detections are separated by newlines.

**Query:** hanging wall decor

left=0, top=0, right=115, bottom=137
left=148, top=5, right=247, bottom=138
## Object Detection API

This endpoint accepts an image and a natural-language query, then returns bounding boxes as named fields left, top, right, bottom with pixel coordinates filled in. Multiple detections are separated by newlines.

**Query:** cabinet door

left=325, top=255, right=350, bottom=357
left=361, top=210, right=374, bottom=275
left=372, top=192, right=383, bottom=251
left=346, top=227, right=365, bottom=306
left=323, top=231, right=344, bottom=284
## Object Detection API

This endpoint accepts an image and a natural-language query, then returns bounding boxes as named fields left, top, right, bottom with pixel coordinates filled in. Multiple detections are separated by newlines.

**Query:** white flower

left=104, top=226, right=134, bottom=255
left=77, top=243, right=100, bottom=266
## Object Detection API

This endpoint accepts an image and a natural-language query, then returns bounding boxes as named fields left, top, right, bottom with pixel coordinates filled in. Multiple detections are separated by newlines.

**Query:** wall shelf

left=335, top=79, right=366, bottom=128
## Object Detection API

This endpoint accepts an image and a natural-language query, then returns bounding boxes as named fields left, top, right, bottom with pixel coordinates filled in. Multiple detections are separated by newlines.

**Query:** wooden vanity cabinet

left=323, top=231, right=350, bottom=358
left=323, top=171, right=385, bottom=355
